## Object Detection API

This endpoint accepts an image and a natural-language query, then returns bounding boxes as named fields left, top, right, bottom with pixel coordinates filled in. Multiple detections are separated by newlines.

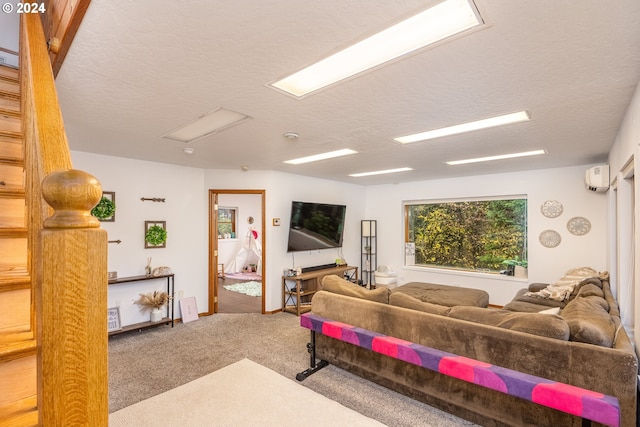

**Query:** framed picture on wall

left=145, top=221, right=167, bottom=249
left=92, top=191, right=116, bottom=222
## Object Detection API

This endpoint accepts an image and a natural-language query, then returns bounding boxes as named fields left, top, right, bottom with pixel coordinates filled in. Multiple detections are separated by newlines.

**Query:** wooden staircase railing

left=20, top=12, right=108, bottom=426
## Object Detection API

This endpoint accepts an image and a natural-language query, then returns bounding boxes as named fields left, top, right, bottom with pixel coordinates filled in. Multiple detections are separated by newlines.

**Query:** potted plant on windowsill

left=134, top=290, right=171, bottom=322
left=502, top=258, right=528, bottom=278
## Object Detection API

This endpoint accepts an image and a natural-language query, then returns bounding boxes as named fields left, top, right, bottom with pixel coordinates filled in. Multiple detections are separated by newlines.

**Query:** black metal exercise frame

left=296, top=331, right=328, bottom=381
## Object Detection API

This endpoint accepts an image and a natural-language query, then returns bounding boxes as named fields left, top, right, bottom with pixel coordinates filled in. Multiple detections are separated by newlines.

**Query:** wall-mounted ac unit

left=585, top=165, right=609, bottom=192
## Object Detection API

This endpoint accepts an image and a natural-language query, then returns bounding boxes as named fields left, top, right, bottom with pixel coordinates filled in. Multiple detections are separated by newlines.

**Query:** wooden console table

left=108, top=273, right=175, bottom=336
left=282, top=265, right=358, bottom=316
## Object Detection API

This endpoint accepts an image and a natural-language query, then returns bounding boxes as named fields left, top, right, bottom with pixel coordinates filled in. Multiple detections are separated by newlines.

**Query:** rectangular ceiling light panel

left=271, top=0, right=483, bottom=97
left=284, top=149, right=358, bottom=165
left=395, top=111, right=531, bottom=144
left=349, top=167, right=413, bottom=177
left=446, top=149, right=546, bottom=165
left=162, top=108, right=251, bottom=143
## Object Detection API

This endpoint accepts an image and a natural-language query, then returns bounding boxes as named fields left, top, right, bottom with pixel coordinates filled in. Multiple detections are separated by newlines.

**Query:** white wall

left=73, top=149, right=611, bottom=311
left=0, top=11, right=19, bottom=67
left=72, top=151, right=208, bottom=326
left=607, top=80, right=640, bottom=346
left=364, top=165, right=608, bottom=306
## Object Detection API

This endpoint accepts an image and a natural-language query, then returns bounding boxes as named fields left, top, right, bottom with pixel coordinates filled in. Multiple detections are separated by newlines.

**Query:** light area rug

left=109, top=358, right=384, bottom=427
left=223, top=280, right=262, bottom=297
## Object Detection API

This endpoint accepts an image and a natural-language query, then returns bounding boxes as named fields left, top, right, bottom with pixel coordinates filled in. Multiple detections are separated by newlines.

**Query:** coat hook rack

left=108, top=239, right=122, bottom=244
left=141, top=197, right=166, bottom=202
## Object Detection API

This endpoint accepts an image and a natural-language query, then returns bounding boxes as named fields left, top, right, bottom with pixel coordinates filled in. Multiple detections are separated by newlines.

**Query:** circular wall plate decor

left=539, top=229, right=561, bottom=248
left=567, top=216, right=591, bottom=236
left=541, top=200, right=563, bottom=218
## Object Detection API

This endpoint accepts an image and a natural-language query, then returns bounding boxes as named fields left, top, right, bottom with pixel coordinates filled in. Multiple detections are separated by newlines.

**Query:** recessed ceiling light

left=162, top=107, right=251, bottom=143
left=395, top=111, right=531, bottom=144
left=283, top=132, right=300, bottom=140
left=349, top=167, right=413, bottom=177
left=270, top=0, right=483, bottom=97
left=284, top=149, right=357, bottom=165
left=446, top=149, right=547, bottom=165
left=183, top=147, right=194, bottom=154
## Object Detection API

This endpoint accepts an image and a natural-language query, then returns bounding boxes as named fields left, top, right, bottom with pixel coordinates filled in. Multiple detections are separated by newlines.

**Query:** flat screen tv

left=287, top=201, right=346, bottom=252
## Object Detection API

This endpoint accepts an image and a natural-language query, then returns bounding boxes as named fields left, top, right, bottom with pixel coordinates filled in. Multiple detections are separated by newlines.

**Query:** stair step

left=0, top=239, right=27, bottom=272
left=0, top=130, right=21, bottom=141
left=0, top=65, right=19, bottom=83
left=0, top=185, right=25, bottom=198
left=0, top=80, right=19, bottom=99
left=0, top=274, right=30, bottom=291
left=0, top=163, right=25, bottom=188
left=0, top=136, right=24, bottom=159
left=0, top=98, right=19, bottom=116
left=0, top=113, right=21, bottom=134
left=0, top=199, right=25, bottom=228
left=0, top=287, right=30, bottom=332
left=0, top=354, right=37, bottom=419
left=0, top=228, right=27, bottom=238
left=0, top=396, right=38, bottom=427
left=0, top=336, right=36, bottom=363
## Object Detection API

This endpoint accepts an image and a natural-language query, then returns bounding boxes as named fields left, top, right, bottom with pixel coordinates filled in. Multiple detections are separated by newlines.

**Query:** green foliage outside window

left=218, top=208, right=236, bottom=237
left=406, top=198, right=527, bottom=272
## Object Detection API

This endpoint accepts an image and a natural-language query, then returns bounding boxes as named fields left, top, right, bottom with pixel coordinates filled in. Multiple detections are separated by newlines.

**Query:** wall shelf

left=108, top=273, right=175, bottom=336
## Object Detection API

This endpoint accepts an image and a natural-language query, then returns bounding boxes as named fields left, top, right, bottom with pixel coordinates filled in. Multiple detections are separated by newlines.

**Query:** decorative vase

left=514, top=266, right=528, bottom=279
left=150, top=308, right=163, bottom=322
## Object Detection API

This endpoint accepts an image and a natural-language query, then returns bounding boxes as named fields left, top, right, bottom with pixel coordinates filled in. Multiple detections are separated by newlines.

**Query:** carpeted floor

left=108, top=312, right=477, bottom=426
left=110, top=358, right=385, bottom=426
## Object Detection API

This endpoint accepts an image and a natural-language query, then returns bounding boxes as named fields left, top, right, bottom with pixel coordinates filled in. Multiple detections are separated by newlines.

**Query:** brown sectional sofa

left=310, top=272, right=637, bottom=426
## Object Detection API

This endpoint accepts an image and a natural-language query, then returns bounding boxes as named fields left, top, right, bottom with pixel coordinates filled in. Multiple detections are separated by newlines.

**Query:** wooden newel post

left=38, top=169, right=108, bottom=426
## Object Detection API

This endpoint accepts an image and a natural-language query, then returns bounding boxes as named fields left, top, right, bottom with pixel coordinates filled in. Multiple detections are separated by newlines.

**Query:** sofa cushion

left=509, top=288, right=567, bottom=309
left=560, top=296, right=615, bottom=347
left=389, top=292, right=451, bottom=316
left=321, top=275, right=390, bottom=304
left=448, top=306, right=570, bottom=340
left=576, top=283, right=604, bottom=299
left=391, top=282, right=489, bottom=307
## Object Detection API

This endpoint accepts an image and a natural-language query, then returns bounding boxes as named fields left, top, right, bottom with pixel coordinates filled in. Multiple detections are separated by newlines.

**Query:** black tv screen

left=287, top=201, right=346, bottom=252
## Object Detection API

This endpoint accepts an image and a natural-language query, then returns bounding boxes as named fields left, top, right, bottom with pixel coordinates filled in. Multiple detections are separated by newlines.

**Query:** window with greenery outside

left=405, top=198, right=527, bottom=274
left=218, top=208, right=236, bottom=238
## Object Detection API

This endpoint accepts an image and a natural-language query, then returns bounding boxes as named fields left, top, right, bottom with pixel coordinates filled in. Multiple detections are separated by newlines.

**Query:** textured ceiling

left=55, top=0, right=640, bottom=185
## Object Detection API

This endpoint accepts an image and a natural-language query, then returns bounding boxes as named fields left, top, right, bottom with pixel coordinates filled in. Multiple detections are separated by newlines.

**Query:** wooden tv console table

left=282, top=265, right=358, bottom=316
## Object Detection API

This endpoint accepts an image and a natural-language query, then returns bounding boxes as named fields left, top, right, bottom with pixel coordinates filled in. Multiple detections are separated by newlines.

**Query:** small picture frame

left=107, top=307, right=122, bottom=332
left=145, top=220, right=167, bottom=249
left=179, top=297, right=199, bottom=323
left=91, top=191, right=116, bottom=222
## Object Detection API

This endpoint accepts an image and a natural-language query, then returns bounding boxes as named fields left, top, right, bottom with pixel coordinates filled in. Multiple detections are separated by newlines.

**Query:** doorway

left=208, top=190, right=266, bottom=314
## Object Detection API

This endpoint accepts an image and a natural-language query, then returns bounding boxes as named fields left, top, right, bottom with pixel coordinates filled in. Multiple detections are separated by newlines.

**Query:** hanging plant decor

left=145, top=221, right=167, bottom=248
left=91, top=192, right=116, bottom=221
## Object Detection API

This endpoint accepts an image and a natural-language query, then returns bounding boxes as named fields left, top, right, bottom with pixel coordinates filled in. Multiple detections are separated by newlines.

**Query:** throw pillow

left=561, top=296, right=615, bottom=347
left=321, top=274, right=390, bottom=304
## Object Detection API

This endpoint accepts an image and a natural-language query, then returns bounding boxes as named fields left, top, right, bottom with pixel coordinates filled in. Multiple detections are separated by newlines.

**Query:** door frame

left=208, top=189, right=266, bottom=314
